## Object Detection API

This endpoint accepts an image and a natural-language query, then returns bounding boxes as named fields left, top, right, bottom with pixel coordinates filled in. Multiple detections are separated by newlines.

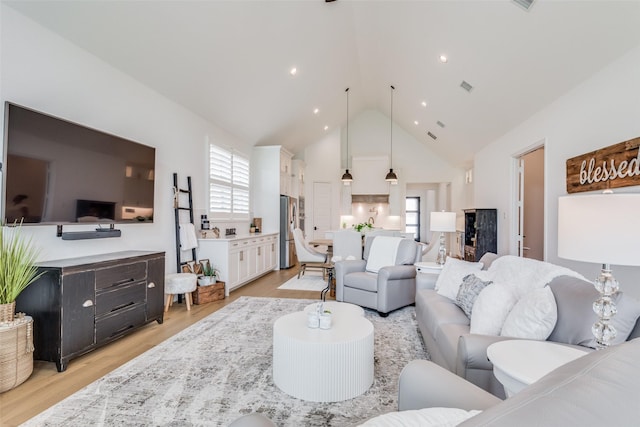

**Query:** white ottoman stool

left=165, top=273, right=197, bottom=312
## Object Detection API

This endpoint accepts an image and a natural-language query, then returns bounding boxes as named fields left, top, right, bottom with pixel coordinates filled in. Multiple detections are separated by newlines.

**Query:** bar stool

left=165, top=273, right=197, bottom=312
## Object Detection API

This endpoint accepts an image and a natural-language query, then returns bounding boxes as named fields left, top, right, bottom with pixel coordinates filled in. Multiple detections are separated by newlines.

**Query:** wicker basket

left=192, top=281, right=225, bottom=305
left=0, top=315, right=34, bottom=393
left=0, top=302, right=16, bottom=323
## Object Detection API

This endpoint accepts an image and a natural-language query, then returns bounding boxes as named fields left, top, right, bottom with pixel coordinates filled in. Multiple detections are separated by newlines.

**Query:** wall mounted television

left=2, top=102, right=155, bottom=225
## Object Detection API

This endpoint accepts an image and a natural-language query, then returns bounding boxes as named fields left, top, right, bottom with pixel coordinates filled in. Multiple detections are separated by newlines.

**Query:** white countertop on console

left=197, top=231, right=278, bottom=242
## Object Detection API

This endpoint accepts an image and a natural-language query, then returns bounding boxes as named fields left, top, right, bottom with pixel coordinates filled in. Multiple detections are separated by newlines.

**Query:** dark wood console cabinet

left=16, top=251, right=165, bottom=372
left=463, top=209, right=497, bottom=262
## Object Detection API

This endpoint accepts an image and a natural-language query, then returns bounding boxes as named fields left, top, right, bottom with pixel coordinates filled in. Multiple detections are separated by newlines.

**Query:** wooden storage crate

left=192, top=281, right=225, bottom=304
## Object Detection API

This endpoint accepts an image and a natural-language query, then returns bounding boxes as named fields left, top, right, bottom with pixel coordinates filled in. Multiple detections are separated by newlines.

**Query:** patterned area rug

left=277, top=272, right=328, bottom=292
left=22, top=297, right=428, bottom=427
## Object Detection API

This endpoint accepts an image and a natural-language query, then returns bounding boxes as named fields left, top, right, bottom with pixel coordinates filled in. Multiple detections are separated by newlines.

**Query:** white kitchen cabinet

left=291, top=159, right=305, bottom=199
left=280, top=149, right=293, bottom=196
left=197, top=232, right=279, bottom=295
left=252, top=146, right=293, bottom=241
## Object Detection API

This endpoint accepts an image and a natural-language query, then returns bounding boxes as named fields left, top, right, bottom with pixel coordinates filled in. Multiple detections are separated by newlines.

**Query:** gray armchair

left=334, top=236, right=421, bottom=316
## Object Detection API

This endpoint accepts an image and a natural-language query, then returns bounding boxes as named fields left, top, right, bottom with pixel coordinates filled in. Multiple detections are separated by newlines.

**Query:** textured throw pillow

left=456, top=273, right=492, bottom=318
left=470, top=283, right=518, bottom=335
left=435, top=258, right=484, bottom=301
left=548, top=275, right=640, bottom=348
left=501, top=286, right=558, bottom=340
left=358, top=407, right=481, bottom=427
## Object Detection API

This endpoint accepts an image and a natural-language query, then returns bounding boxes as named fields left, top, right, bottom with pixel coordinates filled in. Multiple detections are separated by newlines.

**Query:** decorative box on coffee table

left=192, top=281, right=225, bottom=304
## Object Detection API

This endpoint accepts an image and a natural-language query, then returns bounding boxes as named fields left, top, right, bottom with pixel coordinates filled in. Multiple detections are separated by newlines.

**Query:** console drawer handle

left=148, top=282, right=155, bottom=289
left=82, top=300, right=94, bottom=308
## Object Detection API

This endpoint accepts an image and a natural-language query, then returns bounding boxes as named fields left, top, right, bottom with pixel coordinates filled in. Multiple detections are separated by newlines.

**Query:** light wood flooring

left=0, top=266, right=330, bottom=427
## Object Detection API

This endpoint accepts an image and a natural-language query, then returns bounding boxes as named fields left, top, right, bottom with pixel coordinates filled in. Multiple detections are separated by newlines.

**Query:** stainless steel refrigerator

left=280, top=195, right=297, bottom=269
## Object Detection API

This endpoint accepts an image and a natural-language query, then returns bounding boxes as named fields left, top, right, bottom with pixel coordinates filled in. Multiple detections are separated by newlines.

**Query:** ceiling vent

left=460, top=81, right=474, bottom=93
left=427, top=131, right=437, bottom=140
left=436, top=121, right=445, bottom=128
left=512, top=0, right=535, bottom=11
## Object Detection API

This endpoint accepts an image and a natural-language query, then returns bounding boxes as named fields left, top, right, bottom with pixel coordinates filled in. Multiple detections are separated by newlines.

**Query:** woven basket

left=0, top=302, right=16, bottom=323
left=0, top=315, right=34, bottom=393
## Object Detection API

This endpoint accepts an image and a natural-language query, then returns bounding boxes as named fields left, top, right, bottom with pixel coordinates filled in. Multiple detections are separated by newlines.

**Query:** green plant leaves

left=0, top=223, right=42, bottom=304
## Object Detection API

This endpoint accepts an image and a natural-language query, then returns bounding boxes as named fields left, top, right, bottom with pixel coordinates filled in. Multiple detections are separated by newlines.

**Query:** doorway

left=515, top=146, right=545, bottom=260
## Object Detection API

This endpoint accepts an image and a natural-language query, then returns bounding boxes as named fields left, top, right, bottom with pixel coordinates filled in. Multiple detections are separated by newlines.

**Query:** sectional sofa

left=415, top=253, right=640, bottom=397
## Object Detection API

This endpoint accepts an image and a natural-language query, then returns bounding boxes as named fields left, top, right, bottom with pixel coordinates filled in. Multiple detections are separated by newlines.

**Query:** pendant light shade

left=385, top=168, right=398, bottom=182
left=385, top=85, right=398, bottom=184
left=341, top=87, right=353, bottom=184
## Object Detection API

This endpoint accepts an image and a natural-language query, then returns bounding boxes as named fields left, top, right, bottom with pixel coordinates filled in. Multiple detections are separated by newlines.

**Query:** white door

left=313, top=182, right=332, bottom=240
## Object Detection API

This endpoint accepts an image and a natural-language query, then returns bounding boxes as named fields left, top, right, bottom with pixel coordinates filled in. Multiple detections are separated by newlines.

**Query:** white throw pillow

left=358, top=407, right=481, bottom=427
left=435, top=258, right=484, bottom=301
left=470, top=283, right=518, bottom=335
left=501, top=286, right=558, bottom=340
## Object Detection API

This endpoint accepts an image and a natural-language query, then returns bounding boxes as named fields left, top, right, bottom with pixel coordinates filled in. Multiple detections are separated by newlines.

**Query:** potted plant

left=353, top=222, right=373, bottom=233
left=0, top=222, right=42, bottom=322
left=197, top=264, right=219, bottom=286
left=0, top=222, right=42, bottom=393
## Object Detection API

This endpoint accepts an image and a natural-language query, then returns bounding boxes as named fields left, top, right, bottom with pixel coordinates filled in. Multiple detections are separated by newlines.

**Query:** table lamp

left=558, top=191, right=640, bottom=349
left=430, top=211, right=456, bottom=265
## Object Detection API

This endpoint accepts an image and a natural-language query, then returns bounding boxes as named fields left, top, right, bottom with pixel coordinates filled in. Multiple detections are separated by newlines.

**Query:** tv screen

left=2, top=103, right=155, bottom=224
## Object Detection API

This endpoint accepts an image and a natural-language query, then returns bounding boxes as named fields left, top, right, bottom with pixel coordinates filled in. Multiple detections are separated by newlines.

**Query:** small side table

left=414, top=261, right=444, bottom=290
left=487, top=340, right=588, bottom=397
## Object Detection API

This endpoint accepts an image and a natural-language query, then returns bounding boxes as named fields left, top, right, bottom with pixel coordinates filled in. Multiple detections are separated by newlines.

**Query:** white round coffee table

left=272, top=309, right=374, bottom=402
left=487, top=340, right=588, bottom=397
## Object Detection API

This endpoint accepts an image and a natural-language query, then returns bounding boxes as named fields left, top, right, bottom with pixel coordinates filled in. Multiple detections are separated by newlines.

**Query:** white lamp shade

left=430, top=211, right=456, bottom=232
left=558, top=193, right=640, bottom=267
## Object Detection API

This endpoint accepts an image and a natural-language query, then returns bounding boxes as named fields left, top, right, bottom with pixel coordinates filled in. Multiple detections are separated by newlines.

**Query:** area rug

left=22, top=296, right=428, bottom=427
left=277, top=272, right=328, bottom=292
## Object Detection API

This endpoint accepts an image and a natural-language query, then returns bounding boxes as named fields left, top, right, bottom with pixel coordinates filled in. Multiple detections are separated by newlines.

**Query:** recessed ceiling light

left=313, top=108, right=319, bottom=114
left=421, top=101, right=427, bottom=107
left=439, top=55, right=448, bottom=63
left=414, top=120, right=419, bottom=125
left=290, top=67, right=297, bottom=76
left=324, top=125, right=329, bottom=131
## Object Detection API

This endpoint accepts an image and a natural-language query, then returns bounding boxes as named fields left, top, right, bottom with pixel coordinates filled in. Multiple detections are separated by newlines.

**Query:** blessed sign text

left=566, top=137, right=640, bottom=194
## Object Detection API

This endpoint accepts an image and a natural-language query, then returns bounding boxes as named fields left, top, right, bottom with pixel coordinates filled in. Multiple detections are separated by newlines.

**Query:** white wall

left=1, top=6, right=251, bottom=270
left=474, top=44, right=640, bottom=299
left=303, top=109, right=466, bottom=233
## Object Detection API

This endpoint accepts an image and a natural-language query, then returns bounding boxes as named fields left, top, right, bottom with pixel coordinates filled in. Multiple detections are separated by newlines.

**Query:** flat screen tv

left=2, top=102, right=155, bottom=224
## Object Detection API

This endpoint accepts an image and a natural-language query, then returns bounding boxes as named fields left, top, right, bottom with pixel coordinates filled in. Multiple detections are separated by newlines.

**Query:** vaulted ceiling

left=6, top=0, right=640, bottom=168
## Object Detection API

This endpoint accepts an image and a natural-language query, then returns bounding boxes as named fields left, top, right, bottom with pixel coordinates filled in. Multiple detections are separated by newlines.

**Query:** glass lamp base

left=436, top=232, right=446, bottom=265
left=592, top=265, right=619, bottom=350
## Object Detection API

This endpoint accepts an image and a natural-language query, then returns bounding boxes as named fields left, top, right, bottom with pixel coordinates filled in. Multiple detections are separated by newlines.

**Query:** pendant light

left=385, top=84, right=398, bottom=184
left=341, top=87, right=353, bottom=184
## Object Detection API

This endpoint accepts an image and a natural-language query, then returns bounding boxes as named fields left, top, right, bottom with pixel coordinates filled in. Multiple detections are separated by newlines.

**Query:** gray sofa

left=335, top=236, right=421, bottom=316
left=392, top=337, right=640, bottom=426
left=416, top=253, right=640, bottom=398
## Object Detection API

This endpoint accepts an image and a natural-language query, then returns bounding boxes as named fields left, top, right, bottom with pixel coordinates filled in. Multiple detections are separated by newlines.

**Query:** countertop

left=197, top=231, right=278, bottom=242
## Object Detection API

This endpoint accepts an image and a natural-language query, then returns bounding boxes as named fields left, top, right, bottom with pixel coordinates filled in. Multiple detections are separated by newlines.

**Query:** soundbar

left=61, top=229, right=122, bottom=240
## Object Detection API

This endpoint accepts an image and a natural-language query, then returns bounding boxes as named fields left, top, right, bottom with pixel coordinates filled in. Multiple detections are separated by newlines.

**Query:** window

left=405, top=197, right=420, bottom=241
left=209, top=144, right=249, bottom=219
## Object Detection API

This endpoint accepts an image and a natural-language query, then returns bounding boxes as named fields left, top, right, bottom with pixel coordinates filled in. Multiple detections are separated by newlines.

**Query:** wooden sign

left=566, top=136, right=640, bottom=194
